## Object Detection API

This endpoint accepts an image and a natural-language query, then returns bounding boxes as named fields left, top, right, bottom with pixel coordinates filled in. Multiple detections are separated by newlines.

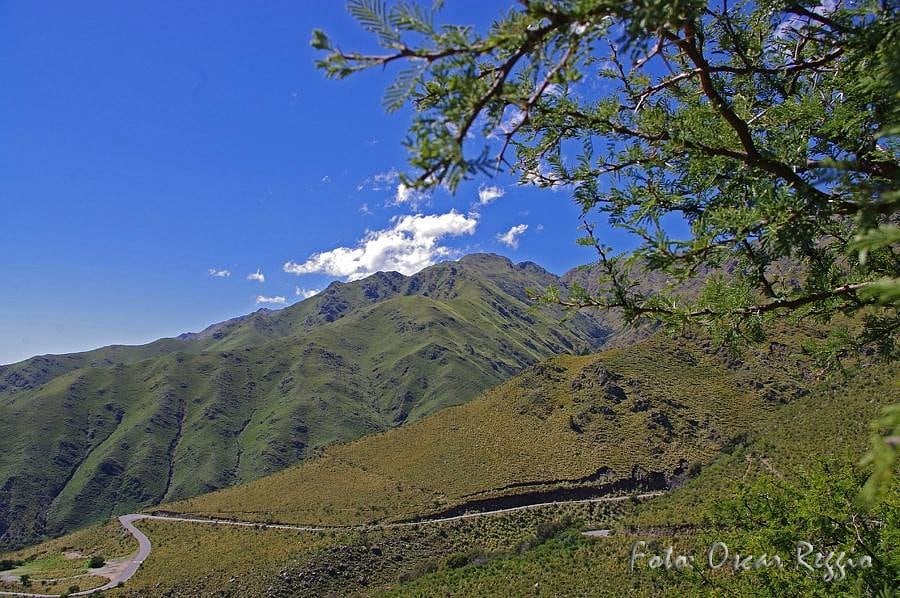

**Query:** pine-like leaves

left=383, top=66, right=424, bottom=113
left=389, top=2, right=434, bottom=34
left=348, top=0, right=402, bottom=47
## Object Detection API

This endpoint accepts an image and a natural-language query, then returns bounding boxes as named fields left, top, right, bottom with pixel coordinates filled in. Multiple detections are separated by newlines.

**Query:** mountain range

left=0, top=253, right=625, bottom=550
left=1, top=253, right=893, bottom=596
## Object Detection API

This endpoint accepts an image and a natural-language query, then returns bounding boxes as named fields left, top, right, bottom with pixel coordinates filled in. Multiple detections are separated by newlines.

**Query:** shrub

left=535, top=516, right=573, bottom=544
left=444, top=552, right=470, bottom=570
left=0, top=559, right=21, bottom=571
left=444, top=549, right=487, bottom=570
left=398, top=558, right=438, bottom=582
left=88, top=555, right=105, bottom=568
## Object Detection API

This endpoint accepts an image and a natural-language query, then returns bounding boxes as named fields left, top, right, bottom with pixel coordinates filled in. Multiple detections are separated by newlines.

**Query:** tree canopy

left=314, top=0, right=898, bottom=359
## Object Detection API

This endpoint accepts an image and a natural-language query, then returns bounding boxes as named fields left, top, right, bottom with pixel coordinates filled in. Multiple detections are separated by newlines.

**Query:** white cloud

left=392, top=182, right=429, bottom=209
left=522, top=162, right=567, bottom=191
left=490, top=106, right=526, bottom=138
left=295, top=286, right=321, bottom=299
left=246, top=269, right=266, bottom=283
left=373, top=169, right=399, bottom=189
left=321, top=175, right=331, bottom=183
left=359, top=202, right=372, bottom=215
left=497, top=224, right=529, bottom=249
left=255, top=295, right=286, bottom=305
left=357, top=168, right=400, bottom=193
left=478, top=184, right=505, bottom=205
left=208, top=268, right=231, bottom=278
left=284, top=210, right=478, bottom=281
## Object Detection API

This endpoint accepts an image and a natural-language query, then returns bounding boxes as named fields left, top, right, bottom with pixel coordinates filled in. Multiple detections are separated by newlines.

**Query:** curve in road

left=0, top=515, right=150, bottom=598
left=0, top=491, right=663, bottom=596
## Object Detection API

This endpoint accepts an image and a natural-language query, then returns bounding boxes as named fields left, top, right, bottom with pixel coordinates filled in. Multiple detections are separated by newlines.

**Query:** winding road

left=0, top=515, right=150, bottom=598
left=0, top=492, right=662, bottom=597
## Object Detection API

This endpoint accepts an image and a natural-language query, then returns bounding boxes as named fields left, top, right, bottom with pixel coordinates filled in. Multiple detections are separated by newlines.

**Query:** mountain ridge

left=0, top=253, right=621, bottom=550
left=0, top=254, right=576, bottom=373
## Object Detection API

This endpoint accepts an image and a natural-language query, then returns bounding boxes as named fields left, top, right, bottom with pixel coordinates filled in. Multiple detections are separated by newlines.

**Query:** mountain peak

left=457, top=252, right=514, bottom=267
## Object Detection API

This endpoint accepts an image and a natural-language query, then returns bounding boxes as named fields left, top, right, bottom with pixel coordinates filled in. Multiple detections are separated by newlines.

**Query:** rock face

left=0, top=254, right=625, bottom=550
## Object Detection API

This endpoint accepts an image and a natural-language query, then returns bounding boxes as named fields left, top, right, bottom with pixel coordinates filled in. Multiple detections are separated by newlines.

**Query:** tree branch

left=558, top=281, right=877, bottom=318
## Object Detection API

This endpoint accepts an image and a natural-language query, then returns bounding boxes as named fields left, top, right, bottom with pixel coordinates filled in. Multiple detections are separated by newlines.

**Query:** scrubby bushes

left=88, top=554, right=105, bottom=568
left=0, top=559, right=21, bottom=571
left=535, top=516, right=573, bottom=544
left=443, top=549, right=487, bottom=570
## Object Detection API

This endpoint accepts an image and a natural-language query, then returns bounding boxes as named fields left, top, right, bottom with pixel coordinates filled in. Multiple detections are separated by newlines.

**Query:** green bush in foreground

left=697, top=462, right=899, bottom=596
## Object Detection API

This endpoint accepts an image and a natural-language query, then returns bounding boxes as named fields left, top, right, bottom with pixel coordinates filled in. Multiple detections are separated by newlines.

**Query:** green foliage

left=859, top=404, right=900, bottom=507
left=87, top=554, right=105, bottom=568
left=701, top=463, right=899, bottom=596
left=534, top=516, right=574, bottom=544
left=386, top=463, right=898, bottom=597
left=317, top=0, right=899, bottom=357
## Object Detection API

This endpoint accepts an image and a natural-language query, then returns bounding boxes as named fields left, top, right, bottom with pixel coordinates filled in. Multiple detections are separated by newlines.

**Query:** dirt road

left=0, top=491, right=662, bottom=596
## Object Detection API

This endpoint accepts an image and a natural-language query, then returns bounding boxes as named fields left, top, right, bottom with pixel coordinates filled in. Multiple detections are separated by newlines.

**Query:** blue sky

left=1, top=1, right=644, bottom=365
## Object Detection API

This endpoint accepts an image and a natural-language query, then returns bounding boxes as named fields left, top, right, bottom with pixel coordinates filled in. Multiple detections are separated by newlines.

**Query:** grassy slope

left=0, top=254, right=616, bottom=549
left=1, top=494, right=631, bottom=597
left=4, top=328, right=889, bottom=596
left=163, top=328, right=814, bottom=525
left=383, top=363, right=898, bottom=597
left=628, top=361, right=899, bottom=528
left=0, top=517, right=136, bottom=594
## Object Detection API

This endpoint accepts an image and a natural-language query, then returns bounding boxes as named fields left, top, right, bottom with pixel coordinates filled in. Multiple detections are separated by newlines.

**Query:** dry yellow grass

left=165, top=332, right=803, bottom=525
left=102, top=519, right=339, bottom=596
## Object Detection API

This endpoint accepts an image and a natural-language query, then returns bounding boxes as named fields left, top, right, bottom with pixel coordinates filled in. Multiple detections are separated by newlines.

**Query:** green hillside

left=3, top=324, right=893, bottom=596
left=163, top=327, right=817, bottom=526
left=383, top=363, right=898, bottom=597
left=0, top=254, right=616, bottom=550
left=5, top=323, right=882, bottom=597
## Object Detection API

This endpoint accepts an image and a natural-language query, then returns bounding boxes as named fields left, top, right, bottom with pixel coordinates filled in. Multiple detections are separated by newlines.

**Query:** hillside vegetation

left=3, top=325, right=892, bottom=596
left=382, top=363, right=898, bottom=597
left=0, top=254, right=617, bottom=549
left=3, top=330, right=900, bottom=596
left=164, top=326, right=817, bottom=526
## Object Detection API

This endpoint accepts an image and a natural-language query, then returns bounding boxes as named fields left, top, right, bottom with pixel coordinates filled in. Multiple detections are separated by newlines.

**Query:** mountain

left=162, top=326, right=820, bottom=527
left=0, top=254, right=619, bottom=550
left=4, top=322, right=888, bottom=597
